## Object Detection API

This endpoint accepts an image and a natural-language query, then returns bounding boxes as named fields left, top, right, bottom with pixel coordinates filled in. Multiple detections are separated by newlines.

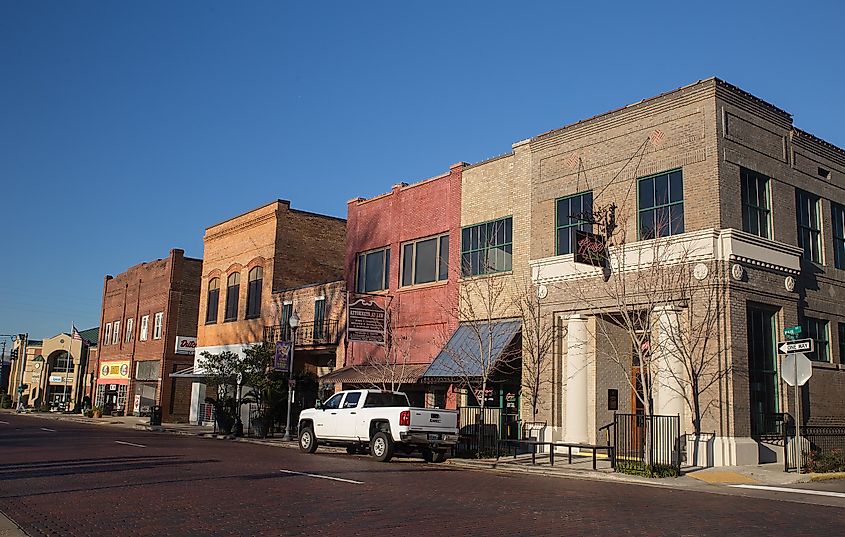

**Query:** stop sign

left=781, top=353, right=813, bottom=386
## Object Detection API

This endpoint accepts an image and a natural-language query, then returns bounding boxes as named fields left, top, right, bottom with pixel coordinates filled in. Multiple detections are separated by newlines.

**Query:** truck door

left=314, top=392, right=343, bottom=438
left=335, top=391, right=362, bottom=439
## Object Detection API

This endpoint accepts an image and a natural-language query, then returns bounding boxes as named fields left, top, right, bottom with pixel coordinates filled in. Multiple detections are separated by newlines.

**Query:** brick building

left=96, top=248, right=201, bottom=421
left=188, top=200, right=346, bottom=423
left=452, top=77, right=845, bottom=466
left=337, top=165, right=463, bottom=407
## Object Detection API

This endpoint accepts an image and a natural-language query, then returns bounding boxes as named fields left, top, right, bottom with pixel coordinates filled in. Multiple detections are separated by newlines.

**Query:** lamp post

left=282, top=310, right=299, bottom=441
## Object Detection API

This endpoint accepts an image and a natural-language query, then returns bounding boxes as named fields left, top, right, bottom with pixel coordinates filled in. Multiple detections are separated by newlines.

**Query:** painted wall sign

left=100, top=361, right=131, bottom=379
left=175, top=336, right=198, bottom=355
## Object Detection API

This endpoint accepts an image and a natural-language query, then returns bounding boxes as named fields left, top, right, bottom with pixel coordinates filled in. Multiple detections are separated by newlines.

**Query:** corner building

left=466, top=78, right=845, bottom=466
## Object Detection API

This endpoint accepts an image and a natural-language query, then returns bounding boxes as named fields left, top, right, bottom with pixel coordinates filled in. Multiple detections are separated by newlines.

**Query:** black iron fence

left=263, top=320, right=340, bottom=347
left=785, top=423, right=845, bottom=472
left=613, top=413, right=681, bottom=477
left=456, top=406, right=510, bottom=458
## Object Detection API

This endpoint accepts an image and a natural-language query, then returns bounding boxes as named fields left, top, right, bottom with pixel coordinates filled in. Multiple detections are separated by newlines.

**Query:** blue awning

left=421, top=319, right=521, bottom=381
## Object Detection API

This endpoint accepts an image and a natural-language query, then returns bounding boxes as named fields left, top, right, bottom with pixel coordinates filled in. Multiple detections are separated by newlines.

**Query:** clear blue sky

left=1, top=0, right=843, bottom=339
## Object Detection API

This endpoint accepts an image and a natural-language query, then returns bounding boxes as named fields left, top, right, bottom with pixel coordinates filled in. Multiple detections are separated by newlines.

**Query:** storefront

left=96, top=360, right=130, bottom=415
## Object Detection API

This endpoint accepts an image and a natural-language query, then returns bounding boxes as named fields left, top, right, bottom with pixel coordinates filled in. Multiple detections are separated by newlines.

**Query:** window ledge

left=459, top=271, right=514, bottom=282
left=397, top=280, right=449, bottom=292
left=811, top=361, right=838, bottom=370
left=204, top=320, right=217, bottom=326
left=223, top=318, right=238, bottom=323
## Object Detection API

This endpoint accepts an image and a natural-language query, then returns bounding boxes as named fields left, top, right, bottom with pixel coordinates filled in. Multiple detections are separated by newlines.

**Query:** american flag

left=72, top=324, right=82, bottom=340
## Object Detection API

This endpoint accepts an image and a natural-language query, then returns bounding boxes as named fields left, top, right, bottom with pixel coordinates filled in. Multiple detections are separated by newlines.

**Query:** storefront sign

left=49, top=375, right=63, bottom=383
left=175, top=336, right=197, bottom=355
left=100, top=361, right=130, bottom=379
left=347, top=297, right=386, bottom=344
left=574, top=230, right=607, bottom=267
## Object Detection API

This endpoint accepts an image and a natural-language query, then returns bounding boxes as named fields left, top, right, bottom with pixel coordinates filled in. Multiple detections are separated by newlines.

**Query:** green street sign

left=784, top=326, right=802, bottom=339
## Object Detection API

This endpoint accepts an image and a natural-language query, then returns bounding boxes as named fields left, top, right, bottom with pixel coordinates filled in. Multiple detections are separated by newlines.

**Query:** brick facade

left=96, top=248, right=201, bottom=421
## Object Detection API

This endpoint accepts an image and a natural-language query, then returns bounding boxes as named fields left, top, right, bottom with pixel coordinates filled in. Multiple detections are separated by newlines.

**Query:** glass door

left=747, top=306, right=779, bottom=437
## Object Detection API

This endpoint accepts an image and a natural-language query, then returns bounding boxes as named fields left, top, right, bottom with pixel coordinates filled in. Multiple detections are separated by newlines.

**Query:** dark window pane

left=557, top=228, right=570, bottom=255
left=206, top=289, right=219, bottom=323
left=471, top=251, right=480, bottom=275
left=384, top=249, right=390, bottom=289
left=655, top=206, right=670, bottom=237
left=655, top=173, right=669, bottom=206
left=669, top=171, right=683, bottom=203
left=414, top=238, right=438, bottom=284
left=364, top=250, right=384, bottom=292
left=583, top=192, right=594, bottom=221
left=639, top=177, right=654, bottom=210
left=504, top=217, right=512, bottom=243
left=479, top=223, right=488, bottom=248
left=438, top=236, right=449, bottom=280
left=640, top=210, right=655, bottom=239
left=670, top=204, right=684, bottom=235
left=461, top=253, right=471, bottom=276
left=402, top=243, right=413, bottom=287
left=470, top=226, right=479, bottom=250
left=556, top=198, right=566, bottom=227
left=504, top=244, right=512, bottom=271
left=461, top=227, right=470, bottom=253
left=356, top=255, right=366, bottom=293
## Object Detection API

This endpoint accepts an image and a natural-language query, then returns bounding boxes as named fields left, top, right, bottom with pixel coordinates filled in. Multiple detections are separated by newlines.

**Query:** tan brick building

left=97, top=248, right=201, bottom=421
left=189, top=200, right=345, bottom=423
left=459, top=78, right=845, bottom=466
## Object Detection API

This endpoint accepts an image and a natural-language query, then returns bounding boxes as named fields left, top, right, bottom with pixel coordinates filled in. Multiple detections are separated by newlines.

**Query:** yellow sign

left=100, top=361, right=130, bottom=379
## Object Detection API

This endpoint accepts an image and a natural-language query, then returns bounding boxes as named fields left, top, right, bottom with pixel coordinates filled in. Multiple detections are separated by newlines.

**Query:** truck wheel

left=430, top=450, right=449, bottom=463
left=370, top=432, right=394, bottom=462
left=299, top=427, right=318, bottom=454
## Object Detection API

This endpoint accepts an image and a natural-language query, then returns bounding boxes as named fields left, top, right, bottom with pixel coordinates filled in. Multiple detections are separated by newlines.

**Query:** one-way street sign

left=777, top=338, right=814, bottom=355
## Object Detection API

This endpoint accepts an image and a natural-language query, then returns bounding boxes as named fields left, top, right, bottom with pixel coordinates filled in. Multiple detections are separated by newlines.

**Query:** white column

left=565, top=314, right=589, bottom=444
left=189, top=381, right=205, bottom=424
left=654, top=305, right=685, bottom=427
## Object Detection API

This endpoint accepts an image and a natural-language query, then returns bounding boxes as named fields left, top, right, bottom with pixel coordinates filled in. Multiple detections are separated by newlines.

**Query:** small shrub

left=806, top=449, right=845, bottom=473
left=0, top=394, right=12, bottom=409
left=616, top=460, right=679, bottom=478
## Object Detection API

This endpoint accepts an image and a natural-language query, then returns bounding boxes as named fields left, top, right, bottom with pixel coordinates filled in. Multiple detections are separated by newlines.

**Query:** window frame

left=839, top=323, right=845, bottom=364
left=803, top=316, right=830, bottom=362
left=832, top=202, right=845, bottom=270
left=224, top=272, right=241, bottom=322
left=460, top=216, right=513, bottom=277
left=796, top=189, right=823, bottom=263
left=555, top=191, right=594, bottom=255
left=637, top=169, right=685, bottom=240
left=112, top=320, right=120, bottom=345
left=400, top=233, right=450, bottom=287
left=356, top=247, right=391, bottom=293
left=125, top=318, right=133, bottom=343
left=246, top=267, right=263, bottom=319
left=139, top=315, right=149, bottom=341
left=153, top=312, right=163, bottom=340
left=313, top=297, right=326, bottom=339
left=740, top=167, right=772, bottom=239
left=103, top=322, right=112, bottom=346
left=206, top=277, right=220, bottom=324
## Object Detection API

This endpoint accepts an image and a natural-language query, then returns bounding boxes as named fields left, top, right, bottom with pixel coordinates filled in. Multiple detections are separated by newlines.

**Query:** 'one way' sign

left=777, top=338, right=814, bottom=355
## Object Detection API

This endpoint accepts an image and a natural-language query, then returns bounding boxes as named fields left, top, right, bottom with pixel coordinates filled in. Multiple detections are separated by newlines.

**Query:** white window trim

left=139, top=315, right=149, bottom=341
left=104, top=322, right=112, bottom=346
left=153, top=312, right=163, bottom=340
left=125, top=318, right=134, bottom=343
left=112, top=320, right=120, bottom=345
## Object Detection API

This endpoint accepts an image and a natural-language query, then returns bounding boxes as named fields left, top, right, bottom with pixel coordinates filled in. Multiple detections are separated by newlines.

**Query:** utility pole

left=15, top=333, right=28, bottom=410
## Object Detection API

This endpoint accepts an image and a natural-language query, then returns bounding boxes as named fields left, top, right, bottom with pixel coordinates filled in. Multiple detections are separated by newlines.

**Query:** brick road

left=0, top=414, right=842, bottom=536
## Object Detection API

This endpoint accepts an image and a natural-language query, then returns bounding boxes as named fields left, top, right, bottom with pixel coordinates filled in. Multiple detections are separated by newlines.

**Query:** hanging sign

left=274, top=341, right=291, bottom=372
left=574, top=230, right=607, bottom=267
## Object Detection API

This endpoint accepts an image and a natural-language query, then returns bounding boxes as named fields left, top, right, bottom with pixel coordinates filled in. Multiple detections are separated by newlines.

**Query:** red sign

left=574, top=230, right=607, bottom=267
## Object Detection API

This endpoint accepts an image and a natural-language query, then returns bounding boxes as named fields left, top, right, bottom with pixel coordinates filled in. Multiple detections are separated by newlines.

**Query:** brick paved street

left=0, top=414, right=842, bottom=536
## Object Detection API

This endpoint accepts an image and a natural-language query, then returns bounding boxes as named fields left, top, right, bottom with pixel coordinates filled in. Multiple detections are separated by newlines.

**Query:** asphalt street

left=0, top=414, right=843, bottom=536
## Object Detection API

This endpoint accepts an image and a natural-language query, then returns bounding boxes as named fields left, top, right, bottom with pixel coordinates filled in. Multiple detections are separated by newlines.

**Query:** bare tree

left=351, top=307, right=417, bottom=392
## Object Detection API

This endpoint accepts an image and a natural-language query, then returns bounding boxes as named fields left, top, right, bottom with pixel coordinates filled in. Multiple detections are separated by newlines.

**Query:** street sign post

left=777, top=338, right=813, bottom=355
left=780, top=352, right=813, bottom=473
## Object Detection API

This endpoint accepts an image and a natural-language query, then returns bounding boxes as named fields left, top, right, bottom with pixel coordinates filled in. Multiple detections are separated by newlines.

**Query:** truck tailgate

left=408, top=408, right=458, bottom=433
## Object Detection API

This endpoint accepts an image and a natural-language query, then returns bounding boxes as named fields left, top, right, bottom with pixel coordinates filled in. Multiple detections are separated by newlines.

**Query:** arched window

left=246, top=267, right=263, bottom=319
left=224, top=272, right=240, bottom=322
left=206, top=277, right=220, bottom=324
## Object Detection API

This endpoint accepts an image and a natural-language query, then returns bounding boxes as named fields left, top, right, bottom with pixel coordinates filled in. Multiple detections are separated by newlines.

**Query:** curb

left=810, top=471, right=845, bottom=482
left=0, top=510, right=27, bottom=537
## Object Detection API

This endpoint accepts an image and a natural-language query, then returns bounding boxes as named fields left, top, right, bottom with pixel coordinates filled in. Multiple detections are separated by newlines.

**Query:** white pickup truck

left=298, top=389, right=459, bottom=463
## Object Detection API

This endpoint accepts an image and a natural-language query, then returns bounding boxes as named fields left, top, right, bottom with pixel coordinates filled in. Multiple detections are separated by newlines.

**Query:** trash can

left=150, top=405, right=163, bottom=427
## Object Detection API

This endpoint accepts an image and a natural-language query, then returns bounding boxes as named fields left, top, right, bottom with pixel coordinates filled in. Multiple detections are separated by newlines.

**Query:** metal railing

left=263, top=319, right=340, bottom=347
left=755, top=412, right=790, bottom=442
left=613, top=413, right=681, bottom=476
left=456, top=407, right=506, bottom=458
left=785, top=422, right=845, bottom=472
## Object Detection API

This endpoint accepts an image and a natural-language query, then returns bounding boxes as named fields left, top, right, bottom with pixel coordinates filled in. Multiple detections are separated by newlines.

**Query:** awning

left=421, top=318, right=521, bottom=382
left=320, top=364, right=430, bottom=385
left=169, top=366, right=206, bottom=379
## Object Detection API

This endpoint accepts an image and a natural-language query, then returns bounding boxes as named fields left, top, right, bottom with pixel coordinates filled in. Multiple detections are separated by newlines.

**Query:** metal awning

left=320, top=364, right=430, bottom=385
left=421, top=318, right=521, bottom=382
left=169, top=366, right=206, bottom=379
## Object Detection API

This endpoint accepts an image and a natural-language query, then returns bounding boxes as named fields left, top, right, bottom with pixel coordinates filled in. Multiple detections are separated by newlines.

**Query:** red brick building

left=96, top=248, right=201, bottom=421
left=335, top=163, right=463, bottom=406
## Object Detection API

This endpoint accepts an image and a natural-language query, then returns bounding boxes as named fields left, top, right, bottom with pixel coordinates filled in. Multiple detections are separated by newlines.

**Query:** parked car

left=298, top=389, right=459, bottom=463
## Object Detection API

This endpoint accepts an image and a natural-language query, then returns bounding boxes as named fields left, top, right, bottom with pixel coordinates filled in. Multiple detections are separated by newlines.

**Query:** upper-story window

left=206, top=278, right=220, bottom=324
left=741, top=168, right=771, bottom=239
left=112, top=320, right=120, bottom=345
left=225, top=272, right=240, bottom=321
left=638, top=169, right=684, bottom=239
left=103, top=322, right=112, bottom=346
left=803, top=316, right=830, bottom=362
left=556, top=192, right=593, bottom=255
left=401, top=234, right=449, bottom=287
left=461, top=216, right=513, bottom=276
left=796, top=189, right=822, bottom=263
left=356, top=247, right=390, bottom=293
left=125, top=318, right=134, bottom=343
left=153, top=312, right=163, bottom=340
left=832, top=203, right=845, bottom=270
left=246, top=267, right=263, bottom=319
left=313, top=297, right=326, bottom=339
left=139, top=315, right=149, bottom=341
left=55, top=352, right=74, bottom=373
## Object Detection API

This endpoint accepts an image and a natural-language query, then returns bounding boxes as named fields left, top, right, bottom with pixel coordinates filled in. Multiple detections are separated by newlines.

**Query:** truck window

left=342, top=392, right=361, bottom=408
left=323, top=393, right=343, bottom=410
left=362, top=392, right=409, bottom=408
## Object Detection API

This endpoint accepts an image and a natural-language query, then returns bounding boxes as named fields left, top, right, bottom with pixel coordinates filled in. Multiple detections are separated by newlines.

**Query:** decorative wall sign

left=347, top=297, right=387, bottom=344
left=573, top=230, right=607, bottom=267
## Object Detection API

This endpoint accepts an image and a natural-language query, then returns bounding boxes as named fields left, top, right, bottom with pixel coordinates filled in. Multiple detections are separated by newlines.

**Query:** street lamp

left=282, top=310, right=300, bottom=441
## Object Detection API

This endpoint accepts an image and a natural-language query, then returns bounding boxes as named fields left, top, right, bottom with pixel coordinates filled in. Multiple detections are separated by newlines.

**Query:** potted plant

left=92, top=405, right=103, bottom=418
left=205, top=396, right=237, bottom=435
